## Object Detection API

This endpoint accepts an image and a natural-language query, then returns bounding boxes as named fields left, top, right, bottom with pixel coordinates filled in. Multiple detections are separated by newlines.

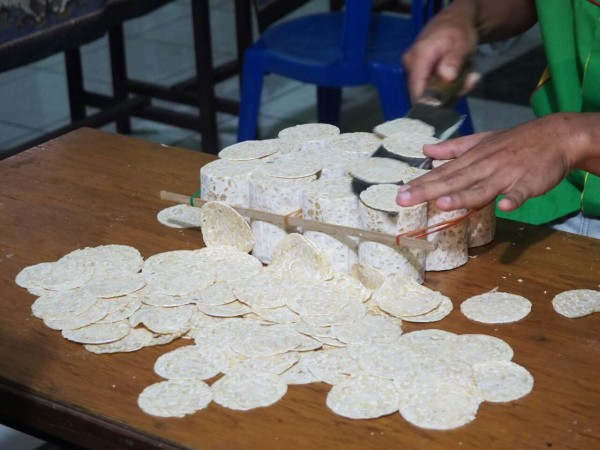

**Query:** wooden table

left=1, top=128, right=599, bottom=450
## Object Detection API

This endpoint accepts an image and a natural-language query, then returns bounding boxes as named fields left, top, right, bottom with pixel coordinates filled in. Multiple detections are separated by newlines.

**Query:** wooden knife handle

left=420, top=62, right=472, bottom=107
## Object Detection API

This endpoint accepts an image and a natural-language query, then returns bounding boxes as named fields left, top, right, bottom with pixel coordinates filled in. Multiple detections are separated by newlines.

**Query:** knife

left=349, top=65, right=471, bottom=193
left=407, top=64, right=470, bottom=140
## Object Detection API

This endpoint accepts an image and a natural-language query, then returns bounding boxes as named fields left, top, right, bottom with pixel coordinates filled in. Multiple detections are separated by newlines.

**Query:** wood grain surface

left=0, top=128, right=599, bottom=450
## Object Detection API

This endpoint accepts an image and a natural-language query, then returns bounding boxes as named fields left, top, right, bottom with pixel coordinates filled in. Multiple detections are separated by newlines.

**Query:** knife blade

left=406, top=66, right=469, bottom=140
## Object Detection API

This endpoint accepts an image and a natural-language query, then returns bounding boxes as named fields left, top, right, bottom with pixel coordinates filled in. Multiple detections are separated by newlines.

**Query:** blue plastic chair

left=237, top=0, right=474, bottom=141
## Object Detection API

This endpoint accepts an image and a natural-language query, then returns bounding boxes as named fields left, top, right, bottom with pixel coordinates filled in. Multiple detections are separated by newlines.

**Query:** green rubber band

left=190, top=190, right=201, bottom=207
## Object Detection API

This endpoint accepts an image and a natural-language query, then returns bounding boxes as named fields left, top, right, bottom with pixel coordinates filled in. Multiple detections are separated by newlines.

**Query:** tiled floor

left=0, top=1, right=543, bottom=448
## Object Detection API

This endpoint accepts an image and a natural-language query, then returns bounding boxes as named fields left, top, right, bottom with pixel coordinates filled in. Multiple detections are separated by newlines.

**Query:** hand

left=402, top=3, right=479, bottom=101
left=396, top=114, right=586, bottom=212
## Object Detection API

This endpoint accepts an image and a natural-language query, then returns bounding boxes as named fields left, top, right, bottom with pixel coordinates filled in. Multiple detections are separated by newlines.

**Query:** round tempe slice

left=268, top=233, right=334, bottom=282
left=551, top=289, right=600, bottom=318
left=129, top=305, right=196, bottom=334
left=218, top=139, right=281, bottom=161
left=373, top=273, right=443, bottom=318
left=43, top=301, right=113, bottom=331
left=461, top=291, right=532, bottom=324
left=192, top=282, right=237, bottom=307
left=231, top=324, right=304, bottom=358
left=16, top=262, right=54, bottom=290
left=211, top=369, right=287, bottom=411
left=350, top=263, right=386, bottom=291
left=401, top=296, right=453, bottom=323
left=398, top=383, right=481, bottom=430
left=347, top=157, right=409, bottom=184
left=138, top=379, right=212, bottom=418
left=326, top=375, right=401, bottom=419
left=84, top=272, right=146, bottom=298
left=399, top=329, right=457, bottom=359
left=330, top=314, right=403, bottom=345
left=473, top=360, right=534, bottom=402
left=302, top=347, right=363, bottom=385
left=226, top=352, right=300, bottom=375
left=278, top=123, right=340, bottom=148
left=157, top=204, right=202, bottom=229
left=199, top=201, right=254, bottom=253
left=373, top=118, right=435, bottom=138
left=96, top=295, right=142, bottom=324
left=84, top=328, right=154, bottom=354
left=326, top=132, right=382, bottom=158
left=257, top=152, right=322, bottom=178
left=299, top=298, right=366, bottom=327
left=286, top=281, right=351, bottom=317
left=62, top=244, right=143, bottom=274
left=62, top=320, right=132, bottom=344
left=147, top=269, right=215, bottom=297
left=382, top=131, right=440, bottom=159
left=31, top=289, right=98, bottom=320
left=353, top=341, right=419, bottom=379
left=197, top=301, right=252, bottom=318
left=154, top=344, right=227, bottom=380
left=360, top=182, right=411, bottom=213
left=450, top=334, right=514, bottom=366
left=28, top=258, right=94, bottom=291
left=280, top=359, right=320, bottom=385
left=232, top=271, right=289, bottom=309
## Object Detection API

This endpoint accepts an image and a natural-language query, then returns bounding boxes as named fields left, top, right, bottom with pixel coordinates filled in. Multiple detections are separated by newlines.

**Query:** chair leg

left=65, top=48, right=86, bottom=122
left=237, top=50, right=265, bottom=142
left=371, top=68, right=412, bottom=120
left=108, top=24, right=131, bottom=134
left=192, top=0, right=219, bottom=154
left=317, top=86, right=342, bottom=126
left=456, top=97, right=475, bottom=135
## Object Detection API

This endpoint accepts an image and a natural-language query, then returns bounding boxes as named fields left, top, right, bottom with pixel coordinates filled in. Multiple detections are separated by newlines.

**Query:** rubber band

left=190, top=190, right=201, bottom=207
left=397, top=208, right=480, bottom=241
left=284, top=209, right=303, bottom=226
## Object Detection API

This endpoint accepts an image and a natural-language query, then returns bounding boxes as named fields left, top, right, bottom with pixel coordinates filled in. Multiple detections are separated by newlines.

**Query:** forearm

left=447, top=0, right=538, bottom=43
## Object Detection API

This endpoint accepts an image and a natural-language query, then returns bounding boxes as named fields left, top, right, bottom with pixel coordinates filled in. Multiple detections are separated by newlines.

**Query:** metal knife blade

left=406, top=63, right=471, bottom=139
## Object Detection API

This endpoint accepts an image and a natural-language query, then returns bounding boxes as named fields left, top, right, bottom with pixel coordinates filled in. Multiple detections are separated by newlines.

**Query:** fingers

left=396, top=117, right=577, bottom=213
left=422, top=132, right=494, bottom=160
left=497, top=189, right=527, bottom=212
left=396, top=168, right=496, bottom=211
left=403, top=48, right=437, bottom=102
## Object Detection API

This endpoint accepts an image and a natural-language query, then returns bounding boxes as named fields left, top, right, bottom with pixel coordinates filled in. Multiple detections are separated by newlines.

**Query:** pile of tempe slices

left=16, top=199, right=541, bottom=431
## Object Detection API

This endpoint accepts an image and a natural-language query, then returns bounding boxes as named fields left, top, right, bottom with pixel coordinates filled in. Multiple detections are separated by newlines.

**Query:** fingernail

left=397, top=190, right=412, bottom=204
left=439, top=196, right=452, bottom=205
left=397, top=184, right=411, bottom=193
left=440, top=65, right=458, bottom=80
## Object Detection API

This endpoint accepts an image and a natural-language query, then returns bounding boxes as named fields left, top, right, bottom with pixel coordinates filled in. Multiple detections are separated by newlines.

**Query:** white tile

left=0, top=69, right=70, bottom=129
left=0, top=425, right=44, bottom=450
left=0, top=122, right=43, bottom=150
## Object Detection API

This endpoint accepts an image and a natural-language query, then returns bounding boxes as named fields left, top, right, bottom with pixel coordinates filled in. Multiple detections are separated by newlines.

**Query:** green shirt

left=496, top=0, right=600, bottom=225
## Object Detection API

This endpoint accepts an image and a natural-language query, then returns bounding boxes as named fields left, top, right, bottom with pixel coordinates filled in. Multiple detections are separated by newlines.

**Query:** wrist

left=443, top=0, right=479, bottom=29
left=550, top=113, right=600, bottom=173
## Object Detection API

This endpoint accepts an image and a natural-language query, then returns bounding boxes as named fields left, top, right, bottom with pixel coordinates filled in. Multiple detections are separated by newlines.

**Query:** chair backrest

left=250, top=0, right=438, bottom=67
left=252, top=0, right=314, bottom=32
left=341, top=0, right=434, bottom=66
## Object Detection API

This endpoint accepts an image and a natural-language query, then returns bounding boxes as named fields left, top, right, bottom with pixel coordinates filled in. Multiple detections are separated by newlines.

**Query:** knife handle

left=420, top=62, right=472, bottom=107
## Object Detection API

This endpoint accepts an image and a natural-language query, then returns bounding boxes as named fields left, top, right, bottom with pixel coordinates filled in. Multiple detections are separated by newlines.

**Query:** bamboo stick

left=159, top=190, right=435, bottom=251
